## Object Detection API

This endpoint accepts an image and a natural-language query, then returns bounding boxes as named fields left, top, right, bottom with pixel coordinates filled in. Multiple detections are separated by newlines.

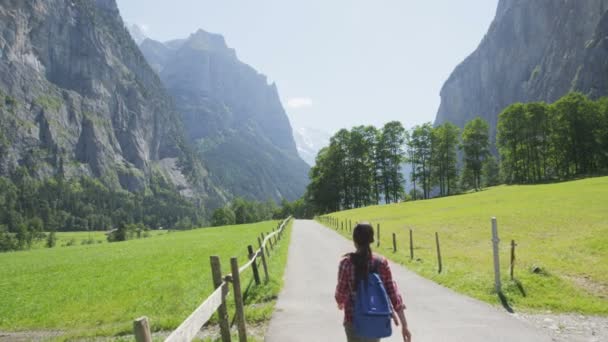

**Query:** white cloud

left=286, top=97, right=313, bottom=109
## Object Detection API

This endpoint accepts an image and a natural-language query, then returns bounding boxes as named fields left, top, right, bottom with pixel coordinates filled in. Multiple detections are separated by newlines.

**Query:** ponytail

left=351, top=222, right=374, bottom=285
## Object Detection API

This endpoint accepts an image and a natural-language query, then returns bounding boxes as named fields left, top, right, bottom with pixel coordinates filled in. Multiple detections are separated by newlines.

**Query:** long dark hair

left=350, top=222, right=374, bottom=284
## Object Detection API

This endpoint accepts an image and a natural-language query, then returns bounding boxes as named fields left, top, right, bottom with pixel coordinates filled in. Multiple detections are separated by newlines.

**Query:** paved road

left=265, top=220, right=552, bottom=342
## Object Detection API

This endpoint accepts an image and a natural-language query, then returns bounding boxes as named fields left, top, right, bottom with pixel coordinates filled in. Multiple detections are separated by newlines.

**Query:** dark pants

left=344, top=324, right=381, bottom=342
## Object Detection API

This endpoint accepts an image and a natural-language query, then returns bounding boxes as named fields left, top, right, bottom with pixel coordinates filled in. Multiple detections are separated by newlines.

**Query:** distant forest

left=305, top=92, right=608, bottom=214
left=0, top=172, right=207, bottom=251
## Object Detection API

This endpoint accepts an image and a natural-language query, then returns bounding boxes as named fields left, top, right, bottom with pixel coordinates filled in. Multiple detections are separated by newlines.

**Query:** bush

left=46, top=231, right=56, bottom=248
left=0, top=226, right=17, bottom=252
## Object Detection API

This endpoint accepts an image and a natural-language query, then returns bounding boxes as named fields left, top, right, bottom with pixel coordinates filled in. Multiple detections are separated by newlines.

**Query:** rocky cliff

left=0, top=0, right=224, bottom=205
left=139, top=30, right=310, bottom=201
left=435, top=0, right=608, bottom=140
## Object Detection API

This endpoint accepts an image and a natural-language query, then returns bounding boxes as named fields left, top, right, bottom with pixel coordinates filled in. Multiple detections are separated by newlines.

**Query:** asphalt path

left=265, top=220, right=552, bottom=342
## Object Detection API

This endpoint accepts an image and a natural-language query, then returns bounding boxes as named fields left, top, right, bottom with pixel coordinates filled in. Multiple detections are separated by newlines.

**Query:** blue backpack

left=352, top=257, right=393, bottom=338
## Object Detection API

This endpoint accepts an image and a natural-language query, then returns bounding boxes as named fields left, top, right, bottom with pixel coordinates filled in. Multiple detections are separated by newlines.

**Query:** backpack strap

left=370, top=255, right=381, bottom=274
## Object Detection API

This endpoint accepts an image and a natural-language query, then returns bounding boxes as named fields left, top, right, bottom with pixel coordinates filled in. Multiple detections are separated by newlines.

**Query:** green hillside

left=321, top=177, right=608, bottom=314
left=0, top=220, right=292, bottom=338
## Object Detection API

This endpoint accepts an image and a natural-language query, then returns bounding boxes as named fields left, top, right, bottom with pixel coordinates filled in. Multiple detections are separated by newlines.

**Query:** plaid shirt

left=335, top=253, right=406, bottom=324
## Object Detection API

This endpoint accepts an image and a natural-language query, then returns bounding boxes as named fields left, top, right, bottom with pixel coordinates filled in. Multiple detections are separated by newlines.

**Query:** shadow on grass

left=498, top=278, right=527, bottom=313
left=514, top=278, right=527, bottom=297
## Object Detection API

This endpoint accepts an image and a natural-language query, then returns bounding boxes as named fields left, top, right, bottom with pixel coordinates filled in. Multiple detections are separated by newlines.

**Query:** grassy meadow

left=0, top=220, right=292, bottom=339
left=31, top=230, right=168, bottom=249
left=320, top=177, right=608, bottom=315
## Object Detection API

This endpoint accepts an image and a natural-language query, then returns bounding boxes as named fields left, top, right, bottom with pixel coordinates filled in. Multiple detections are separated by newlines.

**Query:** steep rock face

left=0, top=0, right=223, bottom=205
left=577, top=9, right=608, bottom=97
left=435, top=0, right=608, bottom=140
left=140, top=30, right=310, bottom=201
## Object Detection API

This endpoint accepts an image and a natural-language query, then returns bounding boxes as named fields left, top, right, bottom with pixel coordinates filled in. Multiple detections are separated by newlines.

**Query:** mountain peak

left=127, top=23, right=148, bottom=45
left=94, top=0, right=118, bottom=12
left=185, top=29, right=229, bottom=52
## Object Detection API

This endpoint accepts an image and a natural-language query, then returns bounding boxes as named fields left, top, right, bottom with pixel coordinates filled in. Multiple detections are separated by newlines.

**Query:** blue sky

left=117, top=0, right=498, bottom=134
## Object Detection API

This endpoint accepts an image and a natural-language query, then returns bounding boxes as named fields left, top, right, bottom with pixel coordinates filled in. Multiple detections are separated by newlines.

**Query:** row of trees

left=211, top=197, right=314, bottom=226
left=498, top=93, right=608, bottom=183
left=307, top=123, right=405, bottom=213
left=305, top=119, right=499, bottom=213
left=306, top=92, right=608, bottom=215
left=0, top=169, right=207, bottom=251
left=210, top=197, right=278, bottom=227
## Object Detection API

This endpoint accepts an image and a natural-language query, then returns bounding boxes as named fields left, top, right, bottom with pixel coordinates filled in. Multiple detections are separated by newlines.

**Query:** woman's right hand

left=401, top=325, right=412, bottom=342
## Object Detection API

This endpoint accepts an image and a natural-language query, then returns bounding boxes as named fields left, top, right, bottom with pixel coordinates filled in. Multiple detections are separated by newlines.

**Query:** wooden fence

left=318, top=216, right=518, bottom=292
left=133, top=216, right=293, bottom=342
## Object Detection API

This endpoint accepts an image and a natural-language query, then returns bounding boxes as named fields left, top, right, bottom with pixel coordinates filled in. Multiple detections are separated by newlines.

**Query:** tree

left=482, top=155, right=501, bottom=187
left=550, top=93, right=600, bottom=177
left=432, top=123, right=460, bottom=196
left=348, top=126, right=376, bottom=207
left=461, top=117, right=490, bottom=190
left=597, top=97, right=608, bottom=170
left=306, top=147, right=341, bottom=214
left=498, top=103, right=527, bottom=183
left=404, top=131, right=418, bottom=200
left=46, top=230, right=57, bottom=248
left=410, top=123, right=433, bottom=199
left=211, top=207, right=236, bottom=227
left=378, top=122, right=406, bottom=203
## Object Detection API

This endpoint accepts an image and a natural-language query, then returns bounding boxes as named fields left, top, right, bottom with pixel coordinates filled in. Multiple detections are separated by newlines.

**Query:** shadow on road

left=498, top=292, right=514, bottom=313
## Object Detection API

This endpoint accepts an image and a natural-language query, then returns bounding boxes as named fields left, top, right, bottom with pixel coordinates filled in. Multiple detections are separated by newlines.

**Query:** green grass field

left=0, top=220, right=292, bottom=339
left=320, top=177, right=608, bottom=315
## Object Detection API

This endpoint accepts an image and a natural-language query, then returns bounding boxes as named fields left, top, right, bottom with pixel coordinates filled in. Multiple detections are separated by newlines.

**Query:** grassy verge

left=0, top=220, right=289, bottom=339
left=201, top=219, right=293, bottom=342
left=319, top=177, right=608, bottom=315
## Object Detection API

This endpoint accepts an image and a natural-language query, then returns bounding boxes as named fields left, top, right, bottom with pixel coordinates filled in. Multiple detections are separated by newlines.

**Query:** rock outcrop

left=139, top=30, right=310, bottom=201
left=435, top=0, right=608, bottom=141
left=0, top=0, right=224, bottom=206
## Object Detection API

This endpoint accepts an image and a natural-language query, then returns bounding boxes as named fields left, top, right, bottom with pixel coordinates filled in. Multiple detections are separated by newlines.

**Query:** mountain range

left=0, top=0, right=308, bottom=214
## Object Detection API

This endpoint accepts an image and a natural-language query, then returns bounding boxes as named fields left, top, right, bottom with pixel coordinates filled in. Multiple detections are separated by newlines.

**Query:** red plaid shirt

left=335, top=253, right=406, bottom=324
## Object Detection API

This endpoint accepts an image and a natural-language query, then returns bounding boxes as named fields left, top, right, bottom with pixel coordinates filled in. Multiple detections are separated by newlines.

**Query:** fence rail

left=134, top=216, right=293, bottom=342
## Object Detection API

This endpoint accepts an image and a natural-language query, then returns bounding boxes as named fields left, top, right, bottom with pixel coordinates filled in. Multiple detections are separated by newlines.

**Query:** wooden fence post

left=491, top=217, right=502, bottom=293
left=211, top=256, right=231, bottom=342
left=436, top=232, right=442, bottom=274
left=409, top=229, right=414, bottom=260
left=133, top=316, right=152, bottom=342
left=263, top=233, right=270, bottom=257
left=393, top=233, right=397, bottom=252
left=510, top=240, right=516, bottom=280
left=377, top=224, right=380, bottom=247
left=269, top=233, right=274, bottom=251
left=230, top=257, right=247, bottom=342
left=258, top=237, right=269, bottom=283
left=248, top=245, right=261, bottom=285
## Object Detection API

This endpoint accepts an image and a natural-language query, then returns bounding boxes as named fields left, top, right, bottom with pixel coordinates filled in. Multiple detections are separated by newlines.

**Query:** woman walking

left=335, top=222, right=412, bottom=342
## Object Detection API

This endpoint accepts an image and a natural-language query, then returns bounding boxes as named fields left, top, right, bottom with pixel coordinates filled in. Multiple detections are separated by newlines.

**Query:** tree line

left=0, top=169, right=206, bottom=251
left=306, top=92, right=608, bottom=214
left=498, top=92, right=608, bottom=183
left=210, top=197, right=313, bottom=227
